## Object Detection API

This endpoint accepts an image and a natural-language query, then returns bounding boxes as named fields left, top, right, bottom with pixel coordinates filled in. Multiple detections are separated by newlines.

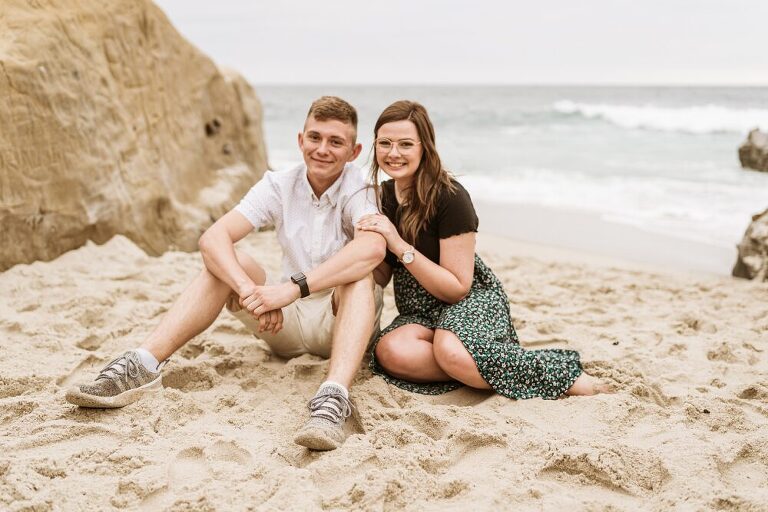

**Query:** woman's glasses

left=375, top=138, right=422, bottom=154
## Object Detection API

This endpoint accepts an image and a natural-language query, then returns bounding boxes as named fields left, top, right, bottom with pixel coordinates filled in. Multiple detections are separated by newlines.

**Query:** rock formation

left=732, top=208, right=768, bottom=281
left=0, top=0, right=267, bottom=271
left=738, top=129, right=768, bottom=172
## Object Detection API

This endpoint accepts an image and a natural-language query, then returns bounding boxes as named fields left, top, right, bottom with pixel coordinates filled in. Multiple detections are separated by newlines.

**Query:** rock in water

left=0, top=0, right=268, bottom=271
left=733, top=208, right=768, bottom=281
left=738, top=129, right=768, bottom=172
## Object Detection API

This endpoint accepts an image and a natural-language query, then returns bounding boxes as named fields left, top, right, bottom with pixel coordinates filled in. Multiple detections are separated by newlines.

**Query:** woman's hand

left=356, top=213, right=406, bottom=254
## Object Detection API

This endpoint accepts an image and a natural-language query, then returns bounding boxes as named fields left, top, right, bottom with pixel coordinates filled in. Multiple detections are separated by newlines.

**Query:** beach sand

left=475, top=201, right=739, bottom=276
left=2, top=229, right=767, bottom=511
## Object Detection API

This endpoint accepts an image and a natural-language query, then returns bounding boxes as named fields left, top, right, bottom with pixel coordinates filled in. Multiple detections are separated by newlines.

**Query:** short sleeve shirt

left=234, top=163, right=378, bottom=281
left=381, top=179, right=478, bottom=267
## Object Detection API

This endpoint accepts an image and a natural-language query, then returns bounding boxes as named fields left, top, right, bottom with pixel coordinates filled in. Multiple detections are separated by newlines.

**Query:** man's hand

left=234, top=285, right=285, bottom=334
left=242, top=282, right=301, bottom=317
left=257, top=308, right=283, bottom=334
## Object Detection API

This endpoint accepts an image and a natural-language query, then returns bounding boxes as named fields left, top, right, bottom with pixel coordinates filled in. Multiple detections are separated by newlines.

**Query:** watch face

left=402, top=251, right=415, bottom=264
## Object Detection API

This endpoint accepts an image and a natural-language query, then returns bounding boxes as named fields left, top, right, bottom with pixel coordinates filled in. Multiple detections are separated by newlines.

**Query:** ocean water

left=257, top=86, right=768, bottom=251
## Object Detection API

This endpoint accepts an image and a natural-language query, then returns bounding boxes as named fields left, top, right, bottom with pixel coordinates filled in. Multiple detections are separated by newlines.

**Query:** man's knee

left=335, top=273, right=376, bottom=304
left=340, top=272, right=375, bottom=294
left=233, top=250, right=267, bottom=286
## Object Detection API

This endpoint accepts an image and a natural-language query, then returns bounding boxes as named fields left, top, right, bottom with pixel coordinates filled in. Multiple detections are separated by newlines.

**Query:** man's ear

left=297, top=131, right=304, bottom=150
left=349, top=142, right=363, bottom=161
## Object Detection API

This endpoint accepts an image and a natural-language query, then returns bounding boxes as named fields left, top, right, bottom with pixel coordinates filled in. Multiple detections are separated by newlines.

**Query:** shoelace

left=96, top=354, right=139, bottom=384
left=308, top=391, right=353, bottom=423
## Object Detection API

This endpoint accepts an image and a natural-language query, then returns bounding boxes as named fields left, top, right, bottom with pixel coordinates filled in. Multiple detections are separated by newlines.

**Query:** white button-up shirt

left=234, top=163, right=378, bottom=281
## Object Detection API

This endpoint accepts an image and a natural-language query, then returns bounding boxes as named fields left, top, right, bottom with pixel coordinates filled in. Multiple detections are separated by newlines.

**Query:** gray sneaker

left=65, top=350, right=163, bottom=408
left=293, top=384, right=352, bottom=451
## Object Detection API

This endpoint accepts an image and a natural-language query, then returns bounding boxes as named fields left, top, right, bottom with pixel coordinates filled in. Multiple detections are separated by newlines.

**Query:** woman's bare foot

left=565, top=373, right=613, bottom=396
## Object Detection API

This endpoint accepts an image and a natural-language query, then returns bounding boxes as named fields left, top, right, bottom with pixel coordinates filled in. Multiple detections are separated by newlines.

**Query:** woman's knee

left=433, top=332, right=474, bottom=378
left=375, top=335, right=416, bottom=374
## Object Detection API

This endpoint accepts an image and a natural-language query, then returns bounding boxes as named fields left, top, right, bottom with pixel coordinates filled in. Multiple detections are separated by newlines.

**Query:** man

left=66, top=96, right=386, bottom=451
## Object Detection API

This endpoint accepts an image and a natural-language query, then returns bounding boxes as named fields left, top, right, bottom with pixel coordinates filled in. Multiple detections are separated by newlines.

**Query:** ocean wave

left=553, top=100, right=768, bottom=134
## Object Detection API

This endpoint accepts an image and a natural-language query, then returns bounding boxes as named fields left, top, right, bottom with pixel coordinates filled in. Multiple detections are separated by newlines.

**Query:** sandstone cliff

left=0, top=0, right=267, bottom=271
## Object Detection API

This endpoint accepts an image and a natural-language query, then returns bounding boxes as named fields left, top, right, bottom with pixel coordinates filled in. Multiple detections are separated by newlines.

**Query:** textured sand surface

left=2, top=231, right=767, bottom=511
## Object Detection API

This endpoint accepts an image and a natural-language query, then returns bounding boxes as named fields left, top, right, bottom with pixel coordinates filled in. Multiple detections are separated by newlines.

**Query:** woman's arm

left=391, top=232, right=475, bottom=304
left=357, top=213, right=475, bottom=304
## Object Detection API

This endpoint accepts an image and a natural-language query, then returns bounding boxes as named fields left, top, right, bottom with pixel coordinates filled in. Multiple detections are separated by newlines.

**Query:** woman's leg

left=432, top=329, right=492, bottom=389
left=434, top=329, right=609, bottom=396
left=375, top=324, right=453, bottom=383
left=565, top=373, right=611, bottom=396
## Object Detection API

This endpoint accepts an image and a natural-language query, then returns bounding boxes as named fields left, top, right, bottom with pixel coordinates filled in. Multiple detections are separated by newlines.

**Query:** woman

left=357, top=100, right=607, bottom=399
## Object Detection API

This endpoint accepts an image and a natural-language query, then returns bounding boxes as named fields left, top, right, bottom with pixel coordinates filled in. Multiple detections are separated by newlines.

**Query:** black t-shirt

left=382, top=179, right=479, bottom=268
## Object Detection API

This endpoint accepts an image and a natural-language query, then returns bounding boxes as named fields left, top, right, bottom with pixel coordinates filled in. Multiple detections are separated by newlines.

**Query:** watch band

left=290, top=272, right=310, bottom=298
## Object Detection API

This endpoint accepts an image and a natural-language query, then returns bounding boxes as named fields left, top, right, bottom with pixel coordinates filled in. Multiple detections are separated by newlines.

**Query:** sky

left=154, top=0, right=768, bottom=85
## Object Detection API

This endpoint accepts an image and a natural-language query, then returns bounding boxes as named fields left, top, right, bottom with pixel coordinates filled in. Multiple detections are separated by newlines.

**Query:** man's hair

left=306, top=96, right=358, bottom=133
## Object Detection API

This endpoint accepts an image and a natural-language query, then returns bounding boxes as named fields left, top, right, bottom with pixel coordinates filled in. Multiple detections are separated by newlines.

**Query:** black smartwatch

left=290, top=272, right=310, bottom=298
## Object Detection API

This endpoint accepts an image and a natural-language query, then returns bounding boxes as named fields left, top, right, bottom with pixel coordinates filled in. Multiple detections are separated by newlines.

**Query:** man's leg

left=325, top=273, right=377, bottom=388
left=140, top=253, right=266, bottom=362
left=65, top=251, right=266, bottom=408
left=294, top=273, right=378, bottom=450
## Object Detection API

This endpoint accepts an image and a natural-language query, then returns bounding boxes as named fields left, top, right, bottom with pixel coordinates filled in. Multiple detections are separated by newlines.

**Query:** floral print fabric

left=370, top=255, right=583, bottom=400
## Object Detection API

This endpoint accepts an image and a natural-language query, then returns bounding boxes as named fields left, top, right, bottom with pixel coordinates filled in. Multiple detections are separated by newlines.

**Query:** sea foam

left=553, top=100, right=768, bottom=134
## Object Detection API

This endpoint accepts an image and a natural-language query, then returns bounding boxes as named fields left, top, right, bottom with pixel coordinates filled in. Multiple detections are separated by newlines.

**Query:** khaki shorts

left=228, top=278, right=384, bottom=359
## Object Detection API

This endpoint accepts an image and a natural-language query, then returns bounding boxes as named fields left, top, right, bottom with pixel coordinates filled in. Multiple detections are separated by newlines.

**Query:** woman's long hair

left=370, top=101, right=455, bottom=245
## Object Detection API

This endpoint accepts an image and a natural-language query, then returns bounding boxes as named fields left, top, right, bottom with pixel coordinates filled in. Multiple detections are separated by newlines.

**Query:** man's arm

left=243, top=228, right=386, bottom=316
left=305, top=228, right=386, bottom=293
left=197, top=210, right=258, bottom=297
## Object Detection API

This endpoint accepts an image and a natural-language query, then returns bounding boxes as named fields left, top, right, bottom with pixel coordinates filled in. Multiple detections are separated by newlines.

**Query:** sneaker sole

left=65, top=375, right=163, bottom=408
left=293, top=427, right=343, bottom=451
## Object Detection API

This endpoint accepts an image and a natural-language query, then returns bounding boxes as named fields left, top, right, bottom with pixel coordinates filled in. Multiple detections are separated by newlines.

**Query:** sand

left=475, top=201, right=738, bottom=276
left=1, top=230, right=767, bottom=511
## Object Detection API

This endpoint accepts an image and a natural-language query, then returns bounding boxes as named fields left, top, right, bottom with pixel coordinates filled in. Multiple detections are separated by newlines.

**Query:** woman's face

left=375, top=120, right=423, bottom=183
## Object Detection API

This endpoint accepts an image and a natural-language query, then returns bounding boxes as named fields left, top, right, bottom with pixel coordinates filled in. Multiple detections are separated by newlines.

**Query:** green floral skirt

left=370, top=255, right=582, bottom=400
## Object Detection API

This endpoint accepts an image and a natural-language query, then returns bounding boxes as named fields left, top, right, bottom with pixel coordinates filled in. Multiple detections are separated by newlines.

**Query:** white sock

left=318, top=380, right=348, bottom=399
left=135, top=348, right=161, bottom=372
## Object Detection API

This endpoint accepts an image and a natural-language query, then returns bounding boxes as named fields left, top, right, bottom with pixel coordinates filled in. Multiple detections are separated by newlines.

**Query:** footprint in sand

left=56, top=354, right=104, bottom=387
left=737, top=382, right=768, bottom=401
left=167, top=441, right=254, bottom=492
left=539, top=444, right=670, bottom=496
left=716, top=442, right=768, bottom=495
left=401, top=410, right=449, bottom=441
left=208, top=440, right=253, bottom=466
left=167, top=447, right=211, bottom=491
left=161, top=364, right=220, bottom=392
left=439, top=429, right=509, bottom=478
left=75, top=333, right=103, bottom=351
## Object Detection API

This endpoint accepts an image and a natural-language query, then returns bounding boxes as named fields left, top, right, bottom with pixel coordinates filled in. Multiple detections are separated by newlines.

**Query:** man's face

left=298, top=117, right=362, bottom=183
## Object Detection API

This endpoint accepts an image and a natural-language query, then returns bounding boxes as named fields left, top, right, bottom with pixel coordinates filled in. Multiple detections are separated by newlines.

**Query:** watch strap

left=290, top=272, right=310, bottom=298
